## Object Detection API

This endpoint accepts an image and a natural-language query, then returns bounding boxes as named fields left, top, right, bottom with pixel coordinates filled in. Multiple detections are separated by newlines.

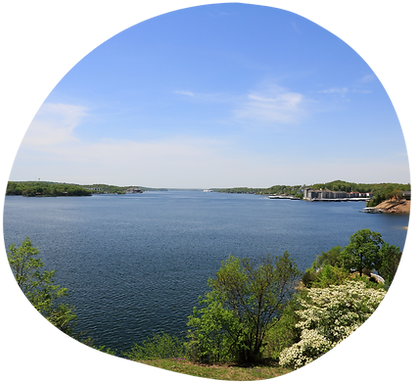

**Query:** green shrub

left=313, top=265, right=350, bottom=288
left=301, top=269, right=316, bottom=288
left=353, top=275, right=385, bottom=290
left=124, top=332, right=187, bottom=361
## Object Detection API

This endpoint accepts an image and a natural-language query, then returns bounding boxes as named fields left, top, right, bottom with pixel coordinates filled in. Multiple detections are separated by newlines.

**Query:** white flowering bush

left=279, top=281, right=386, bottom=369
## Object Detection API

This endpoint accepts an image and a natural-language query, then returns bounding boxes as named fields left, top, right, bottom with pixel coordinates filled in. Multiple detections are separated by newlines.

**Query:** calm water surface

left=3, top=191, right=409, bottom=352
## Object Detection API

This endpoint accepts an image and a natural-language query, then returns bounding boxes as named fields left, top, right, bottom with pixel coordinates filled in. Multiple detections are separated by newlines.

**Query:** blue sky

left=10, top=3, right=409, bottom=188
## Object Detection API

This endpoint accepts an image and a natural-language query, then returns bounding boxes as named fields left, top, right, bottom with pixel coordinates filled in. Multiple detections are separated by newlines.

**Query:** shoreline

left=374, top=199, right=411, bottom=214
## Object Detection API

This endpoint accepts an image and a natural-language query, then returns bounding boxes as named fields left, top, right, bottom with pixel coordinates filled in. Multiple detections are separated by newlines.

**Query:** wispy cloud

left=21, top=103, right=87, bottom=148
left=291, top=22, right=300, bottom=33
left=357, top=74, right=375, bottom=84
left=173, top=90, right=195, bottom=97
left=319, top=87, right=349, bottom=95
left=233, top=84, right=305, bottom=125
left=318, top=75, right=375, bottom=100
left=354, top=89, right=372, bottom=94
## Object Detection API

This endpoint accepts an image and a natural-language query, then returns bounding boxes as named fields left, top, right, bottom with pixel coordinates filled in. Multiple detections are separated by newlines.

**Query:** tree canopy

left=377, top=243, right=402, bottom=286
left=303, top=229, right=402, bottom=289
left=6, top=181, right=92, bottom=197
left=187, top=252, right=302, bottom=364
left=6, top=181, right=166, bottom=196
left=340, top=229, right=385, bottom=276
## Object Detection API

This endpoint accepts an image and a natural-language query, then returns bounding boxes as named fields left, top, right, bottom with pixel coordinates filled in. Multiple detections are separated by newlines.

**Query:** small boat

left=360, top=207, right=383, bottom=213
left=269, top=195, right=290, bottom=199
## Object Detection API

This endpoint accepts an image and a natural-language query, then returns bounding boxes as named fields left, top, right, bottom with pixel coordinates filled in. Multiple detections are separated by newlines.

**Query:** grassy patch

left=137, top=358, right=293, bottom=380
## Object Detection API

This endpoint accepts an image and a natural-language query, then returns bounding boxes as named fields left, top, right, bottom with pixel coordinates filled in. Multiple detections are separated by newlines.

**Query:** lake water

left=3, top=191, right=409, bottom=353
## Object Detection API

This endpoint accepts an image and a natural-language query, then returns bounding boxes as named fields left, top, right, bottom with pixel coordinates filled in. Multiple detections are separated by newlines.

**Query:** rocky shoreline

left=374, top=199, right=411, bottom=214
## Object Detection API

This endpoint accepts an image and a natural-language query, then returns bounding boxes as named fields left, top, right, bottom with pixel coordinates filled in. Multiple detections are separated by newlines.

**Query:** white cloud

left=318, top=87, right=349, bottom=96
left=173, top=90, right=195, bottom=97
left=352, top=89, right=373, bottom=94
left=357, top=74, right=375, bottom=84
left=233, top=85, right=305, bottom=125
left=21, top=103, right=87, bottom=147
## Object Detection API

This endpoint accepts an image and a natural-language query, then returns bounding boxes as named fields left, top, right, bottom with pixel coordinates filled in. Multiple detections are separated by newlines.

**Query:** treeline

left=6, top=181, right=92, bottom=197
left=213, top=186, right=268, bottom=194
left=6, top=181, right=167, bottom=196
left=80, top=183, right=167, bottom=194
left=81, top=183, right=135, bottom=194
left=214, top=185, right=303, bottom=197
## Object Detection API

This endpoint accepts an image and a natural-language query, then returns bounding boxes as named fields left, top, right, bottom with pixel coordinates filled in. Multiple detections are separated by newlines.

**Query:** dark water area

left=3, top=191, right=409, bottom=352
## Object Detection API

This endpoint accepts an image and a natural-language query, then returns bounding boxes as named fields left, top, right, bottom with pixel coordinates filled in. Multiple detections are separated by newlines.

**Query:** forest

left=6, top=181, right=92, bottom=197
left=5, top=181, right=166, bottom=196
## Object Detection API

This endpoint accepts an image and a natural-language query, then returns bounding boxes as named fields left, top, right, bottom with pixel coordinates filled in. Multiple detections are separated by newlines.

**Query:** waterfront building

left=304, top=187, right=370, bottom=201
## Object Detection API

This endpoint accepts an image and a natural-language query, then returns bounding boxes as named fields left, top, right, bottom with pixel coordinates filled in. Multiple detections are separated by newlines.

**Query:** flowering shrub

left=279, top=281, right=386, bottom=369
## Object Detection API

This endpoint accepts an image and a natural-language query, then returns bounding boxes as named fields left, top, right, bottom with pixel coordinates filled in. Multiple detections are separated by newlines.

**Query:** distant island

left=5, top=181, right=167, bottom=197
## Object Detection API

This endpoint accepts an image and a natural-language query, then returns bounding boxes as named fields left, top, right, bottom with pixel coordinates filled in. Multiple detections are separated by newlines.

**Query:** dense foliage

left=6, top=181, right=167, bottom=196
left=304, top=229, right=401, bottom=288
left=187, top=253, right=302, bottom=364
left=6, top=181, right=92, bottom=197
left=340, top=229, right=385, bottom=277
left=214, top=185, right=303, bottom=197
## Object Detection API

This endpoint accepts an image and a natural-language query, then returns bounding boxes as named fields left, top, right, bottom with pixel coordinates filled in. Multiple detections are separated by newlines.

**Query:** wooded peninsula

left=5, top=181, right=166, bottom=197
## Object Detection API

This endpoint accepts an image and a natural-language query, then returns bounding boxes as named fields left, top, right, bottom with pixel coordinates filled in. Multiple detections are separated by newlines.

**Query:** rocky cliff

left=375, top=199, right=411, bottom=214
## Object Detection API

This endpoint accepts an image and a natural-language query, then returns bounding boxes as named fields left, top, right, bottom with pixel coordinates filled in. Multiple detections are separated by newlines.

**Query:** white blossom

left=279, top=281, right=386, bottom=369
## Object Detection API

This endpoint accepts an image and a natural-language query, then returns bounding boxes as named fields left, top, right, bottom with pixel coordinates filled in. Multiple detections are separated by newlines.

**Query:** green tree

left=187, top=252, right=302, bottom=364
left=262, top=295, right=302, bottom=360
left=310, top=245, right=343, bottom=271
left=7, top=237, right=77, bottom=335
left=378, top=243, right=402, bottom=286
left=187, top=287, right=241, bottom=363
left=340, top=229, right=384, bottom=276
left=301, top=269, right=317, bottom=288
left=312, top=265, right=350, bottom=288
